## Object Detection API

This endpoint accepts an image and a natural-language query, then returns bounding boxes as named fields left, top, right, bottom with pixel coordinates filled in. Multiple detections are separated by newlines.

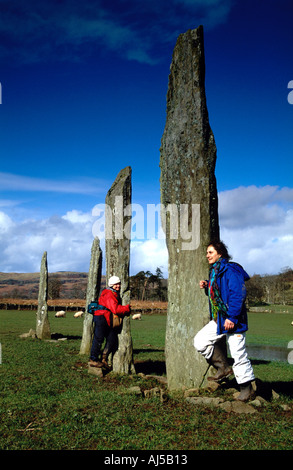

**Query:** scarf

left=208, top=258, right=228, bottom=322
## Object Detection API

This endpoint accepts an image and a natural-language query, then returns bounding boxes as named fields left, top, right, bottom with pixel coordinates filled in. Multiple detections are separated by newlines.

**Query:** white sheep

left=291, top=321, right=293, bottom=326
left=55, top=310, right=66, bottom=318
left=74, top=310, right=84, bottom=318
left=132, top=313, right=142, bottom=320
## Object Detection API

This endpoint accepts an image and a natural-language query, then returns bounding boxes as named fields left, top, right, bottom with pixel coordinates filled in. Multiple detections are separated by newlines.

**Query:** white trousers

left=194, top=320, right=255, bottom=385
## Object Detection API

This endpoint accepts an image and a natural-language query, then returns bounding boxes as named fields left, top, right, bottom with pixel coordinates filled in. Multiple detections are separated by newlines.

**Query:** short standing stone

left=80, top=237, right=102, bottom=356
left=36, top=251, right=51, bottom=340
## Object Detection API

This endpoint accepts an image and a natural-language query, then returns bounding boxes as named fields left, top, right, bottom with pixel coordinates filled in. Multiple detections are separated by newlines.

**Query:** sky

left=0, top=0, right=292, bottom=278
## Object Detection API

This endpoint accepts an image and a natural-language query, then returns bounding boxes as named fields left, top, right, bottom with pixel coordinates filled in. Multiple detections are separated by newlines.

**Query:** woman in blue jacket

left=194, top=240, right=255, bottom=401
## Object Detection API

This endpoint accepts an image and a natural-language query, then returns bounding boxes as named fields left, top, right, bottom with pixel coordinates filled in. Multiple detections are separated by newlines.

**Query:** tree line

left=129, top=266, right=293, bottom=305
left=48, top=268, right=168, bottom=302
left=130, top=268, right=167, bottom=302
left=246, top=267, right=293, bottom=306
left=2, top=266, right=292, bottom=305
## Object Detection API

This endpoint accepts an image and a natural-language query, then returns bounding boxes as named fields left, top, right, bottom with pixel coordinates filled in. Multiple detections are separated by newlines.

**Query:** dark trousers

left=90, top=315, right=118, bottom=361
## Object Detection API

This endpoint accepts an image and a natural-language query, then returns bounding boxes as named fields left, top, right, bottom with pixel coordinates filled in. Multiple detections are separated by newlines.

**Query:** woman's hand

left=199, top=280, right=207, bottom=289
left=224, top=319, right=235, bottom=331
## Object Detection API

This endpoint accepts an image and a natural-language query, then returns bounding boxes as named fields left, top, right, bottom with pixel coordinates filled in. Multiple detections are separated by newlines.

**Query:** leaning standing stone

left=105, top=166, right=135, bottom=374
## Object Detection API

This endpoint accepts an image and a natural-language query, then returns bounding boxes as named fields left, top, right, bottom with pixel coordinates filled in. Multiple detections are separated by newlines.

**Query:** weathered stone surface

left=88, top=365, right=104, bottom=378
left=125, top=386, right=143, bottom=396
left=19, top=329, right=36, bottom=339
left=183, top=377, right=285, bottom=413
left=184, top=388, right=200, bottom=397
left=105, top=166, right=135, bottom=374
left=185, top=395, right=258, bottom=414
left=36, top=252, right=51, bottom=340
left=143, top=387, right=161, bottom=399
left=144, top=374, right=168, bottom=385
left=160, top=26, right=219, bottom=390
left=279, top=404, right=292, bottom=411
left=218, top=401, right=257, bottom=414
left=249, top=397, right=267, bottom=407
left=80, top=237, right=102, bottom=356
left=186, top=396, right=224, bottom=407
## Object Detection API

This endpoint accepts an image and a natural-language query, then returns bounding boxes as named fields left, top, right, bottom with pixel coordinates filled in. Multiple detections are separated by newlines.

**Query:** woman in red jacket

left=89, top=276, right=130, bottom=369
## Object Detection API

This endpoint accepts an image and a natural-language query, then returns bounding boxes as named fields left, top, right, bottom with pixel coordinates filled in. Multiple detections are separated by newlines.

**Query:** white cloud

left=218, top=185, right=292, bottom=229
left=0, top=185, right=292, bottom=277
left=0, top=211, right=15, bottom=234
left=130, top=239, right=168, bottom=277
left=0, top=0, right=234, bottom=65
left=0, top=210, right=95, bottom=273
left=218, top=186, right=293, bottom=275
left=62, top=210, right=94, bottom=225
left=0, top=204, right=169, bottom=275
left=0, top=199, right=22, bottom=209
left=0, top=172, right=108, bottom=195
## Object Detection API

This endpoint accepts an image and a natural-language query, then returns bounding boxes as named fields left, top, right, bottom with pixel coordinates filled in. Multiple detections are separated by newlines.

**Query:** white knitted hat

left=108, top=276, right=121, bottom=287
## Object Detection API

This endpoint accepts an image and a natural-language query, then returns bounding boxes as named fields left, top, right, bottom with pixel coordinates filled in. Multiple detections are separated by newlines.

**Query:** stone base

left=88, top=365, right=104, bottom=377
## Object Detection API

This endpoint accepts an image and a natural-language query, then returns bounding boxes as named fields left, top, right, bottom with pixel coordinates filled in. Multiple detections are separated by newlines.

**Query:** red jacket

left=94, top=288, right=130, bottom=326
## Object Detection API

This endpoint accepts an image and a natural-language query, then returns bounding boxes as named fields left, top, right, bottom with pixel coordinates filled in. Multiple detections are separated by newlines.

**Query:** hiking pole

left=199, top=364, right=211, bottom=389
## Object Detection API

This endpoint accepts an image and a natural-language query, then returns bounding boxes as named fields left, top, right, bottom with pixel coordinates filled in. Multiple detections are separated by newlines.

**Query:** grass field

left=0, top=308, right=292, bottom=451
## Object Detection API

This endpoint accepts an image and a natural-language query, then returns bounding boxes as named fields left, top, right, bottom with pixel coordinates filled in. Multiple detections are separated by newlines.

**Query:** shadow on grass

left=249, top=358, right=293, bottom=398
left=226, top=357, right=293, bottom=399
left=51, top=333, right=82, bottom=341
left=133, top=347, right=166, bottom=375
left=269, top=381, right=293, bottom=398
left=133, top=355, right=293, bottom=398
left=134, top=360, right=166, bottom=375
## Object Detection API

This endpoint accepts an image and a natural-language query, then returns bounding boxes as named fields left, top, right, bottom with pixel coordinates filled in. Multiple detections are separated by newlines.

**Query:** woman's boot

left=101, top=353, right=111, bottom=370
left=236, top=381, right=255, bottom=402
left=88, top=357, right=103, bottom=368
left=207, top=343, right=233, bottom=382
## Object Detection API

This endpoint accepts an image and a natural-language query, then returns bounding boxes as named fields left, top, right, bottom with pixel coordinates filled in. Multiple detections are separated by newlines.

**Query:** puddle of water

left=246, top=345, right=291, bottom=363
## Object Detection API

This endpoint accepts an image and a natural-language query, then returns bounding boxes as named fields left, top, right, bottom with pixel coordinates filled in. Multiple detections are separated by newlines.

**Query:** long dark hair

left=208, top=240, right=232, bottom=260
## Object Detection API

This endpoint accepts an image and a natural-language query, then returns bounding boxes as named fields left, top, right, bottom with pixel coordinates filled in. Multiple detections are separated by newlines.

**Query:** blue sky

left=0, top=0, right=292, bottom=277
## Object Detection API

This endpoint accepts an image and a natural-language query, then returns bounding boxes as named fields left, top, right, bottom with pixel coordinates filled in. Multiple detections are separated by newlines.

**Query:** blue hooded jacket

left=208, top=258, right=250, bottom=335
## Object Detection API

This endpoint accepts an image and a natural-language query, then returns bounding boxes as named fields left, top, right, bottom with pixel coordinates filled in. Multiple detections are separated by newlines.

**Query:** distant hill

left=0, top=272, right=106, bottom=300
left=0, top=271, right=168, bottom=312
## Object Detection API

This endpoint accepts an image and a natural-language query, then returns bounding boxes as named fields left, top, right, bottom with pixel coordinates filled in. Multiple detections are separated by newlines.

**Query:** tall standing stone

left=160, top=26, right=220, bottom=390
left=36, top=251, right=51, bottom=340
left=80, top=237, right=102, bottom=356
left=105, top=166, right=135, bottom=374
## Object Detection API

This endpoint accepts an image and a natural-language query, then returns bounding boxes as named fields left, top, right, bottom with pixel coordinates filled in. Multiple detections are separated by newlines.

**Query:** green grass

left=0, top=309, right=292, bottom=451
left=247, top=311, right=293, bottom=348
